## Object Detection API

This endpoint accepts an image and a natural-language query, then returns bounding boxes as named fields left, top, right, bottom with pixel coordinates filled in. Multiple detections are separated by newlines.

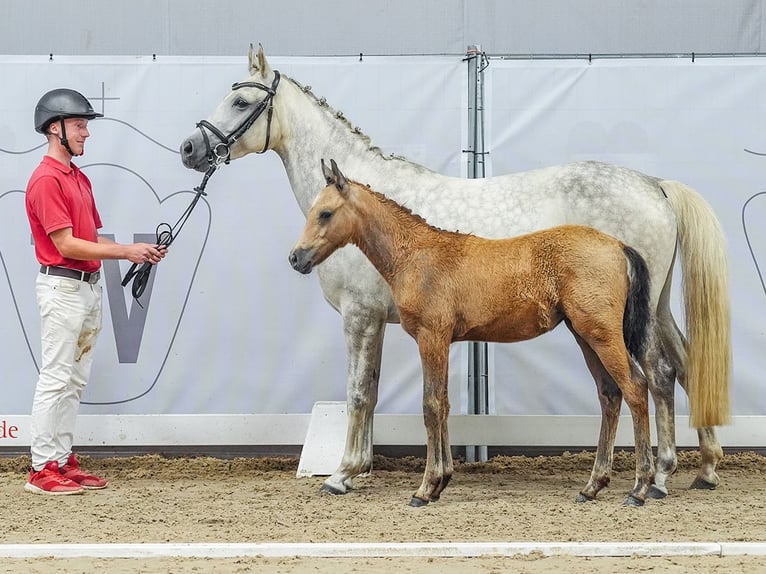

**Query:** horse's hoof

left=576, top=493, right=596, bottom=503
left=320, top=483, right=346, bottom=496
left=689, top=477, right=718, bottom=491
left=623, top=494, right=645, bottom=507
left=646, top=485, right=668, bottom=500
left=409, top=496, right=429, bottom=507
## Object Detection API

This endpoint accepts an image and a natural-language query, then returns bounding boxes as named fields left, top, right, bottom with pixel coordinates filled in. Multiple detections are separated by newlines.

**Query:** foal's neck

left=350, top=186, right=446, bottom=282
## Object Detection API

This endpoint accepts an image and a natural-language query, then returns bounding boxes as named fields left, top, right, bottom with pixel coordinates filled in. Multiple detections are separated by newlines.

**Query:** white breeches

left=30, top=274, right=102, bottom=470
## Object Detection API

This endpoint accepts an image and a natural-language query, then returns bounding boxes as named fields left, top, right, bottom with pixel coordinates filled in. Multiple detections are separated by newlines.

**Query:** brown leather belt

left=40, top=265, right=101, bottom=284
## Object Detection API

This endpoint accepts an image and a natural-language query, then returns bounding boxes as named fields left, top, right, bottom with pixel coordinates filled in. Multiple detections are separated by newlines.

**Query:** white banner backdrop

left=488, top=57, right=766, bottom=420
left=0, top=56, right=465, bottom=431
left=1, top=54, right=765, bottom=448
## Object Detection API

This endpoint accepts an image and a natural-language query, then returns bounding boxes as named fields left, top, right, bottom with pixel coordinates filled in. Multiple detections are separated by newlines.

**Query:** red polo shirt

left=25, top=156, right=103, bottom=273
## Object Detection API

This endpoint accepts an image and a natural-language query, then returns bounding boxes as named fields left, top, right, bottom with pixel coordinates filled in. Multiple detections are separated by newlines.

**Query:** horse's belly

left=457, top=311, right=560, bottom=344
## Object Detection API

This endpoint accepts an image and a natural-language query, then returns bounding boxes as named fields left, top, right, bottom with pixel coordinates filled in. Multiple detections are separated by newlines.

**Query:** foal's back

left=399, top=224, right=630, bottom=344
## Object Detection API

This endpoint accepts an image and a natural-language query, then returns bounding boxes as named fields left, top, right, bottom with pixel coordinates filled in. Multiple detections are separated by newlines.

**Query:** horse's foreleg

left=657, top=307, right=723, bottom=490
left=321, top=305, right=386, bottom=495
left=571, top=332, right=621, bottom=502
left=411, top=333, right=451, bottom=507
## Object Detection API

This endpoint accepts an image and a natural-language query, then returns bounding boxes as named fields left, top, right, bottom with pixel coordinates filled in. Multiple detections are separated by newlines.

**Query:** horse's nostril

left=182, top=140, right=193, bottom=156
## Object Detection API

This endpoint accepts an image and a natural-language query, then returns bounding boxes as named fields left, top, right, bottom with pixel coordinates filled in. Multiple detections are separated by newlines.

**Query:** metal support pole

left=465, top=44, right=489, bottom=463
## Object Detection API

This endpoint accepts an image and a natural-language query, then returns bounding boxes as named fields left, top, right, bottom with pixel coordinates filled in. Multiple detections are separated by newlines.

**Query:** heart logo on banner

left=742, top=190, right=766, bottom=300
left=0, top=119, right=210, bottom=409
left=742, top=148, right=766, bottom=304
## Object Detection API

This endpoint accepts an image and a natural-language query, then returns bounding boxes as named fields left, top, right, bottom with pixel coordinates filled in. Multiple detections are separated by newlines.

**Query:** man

left=24, top=88, right=167, bottom=495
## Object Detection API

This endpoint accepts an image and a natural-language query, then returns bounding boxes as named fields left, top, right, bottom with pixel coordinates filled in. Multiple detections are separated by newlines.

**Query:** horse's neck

left=350, top=188, right=437, bottom=283
left=275, top=79, right=422, bottom=215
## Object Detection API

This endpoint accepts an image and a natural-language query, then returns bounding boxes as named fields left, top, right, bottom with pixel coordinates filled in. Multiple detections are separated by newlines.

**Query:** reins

left=121, top=69, right=282, bottom=305
left=121, top=164, right=217, bottom=305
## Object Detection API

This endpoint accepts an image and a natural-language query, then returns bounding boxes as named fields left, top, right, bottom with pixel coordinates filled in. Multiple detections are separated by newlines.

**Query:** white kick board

left=296, top=402, right=348, bottom=477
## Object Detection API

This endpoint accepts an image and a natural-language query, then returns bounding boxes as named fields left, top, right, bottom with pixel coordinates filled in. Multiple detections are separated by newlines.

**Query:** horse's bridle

left=195, top=70, right=281, bottom=165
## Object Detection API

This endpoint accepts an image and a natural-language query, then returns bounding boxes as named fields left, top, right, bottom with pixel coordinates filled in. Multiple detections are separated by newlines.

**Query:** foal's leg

left=322, top=302, right=387, bottom=495
left=586, top=337, right=655, bottom=506
left=657, top=305, right=723, bottom=490
left=571, top=332, right=623, bottom=502
left=411, top=331, right=453, bottom=507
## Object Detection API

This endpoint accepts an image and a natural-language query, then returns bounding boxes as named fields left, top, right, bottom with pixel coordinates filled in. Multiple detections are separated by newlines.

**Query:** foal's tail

left=660, top=180, right=731, bottom=428
left=622, top=245, right=652, bottom=362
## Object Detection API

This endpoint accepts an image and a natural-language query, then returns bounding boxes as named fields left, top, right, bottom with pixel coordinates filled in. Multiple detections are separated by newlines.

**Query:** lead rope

left=121, top=165, right=217, bottom=306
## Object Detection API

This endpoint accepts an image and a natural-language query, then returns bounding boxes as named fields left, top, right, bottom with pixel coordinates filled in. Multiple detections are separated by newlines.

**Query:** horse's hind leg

left=321, top=303, right=387, bottom=495
left=644, top=345, right=677, bottom=499
left=657, top=303, right=723, bottom=490
left=570, top=330, right=622, bottom=502
left=626, top=314, right=677, bottom=499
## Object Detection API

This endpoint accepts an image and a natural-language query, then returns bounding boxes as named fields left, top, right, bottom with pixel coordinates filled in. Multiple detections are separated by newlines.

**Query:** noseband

left=195, top=70, right=281, bottom=165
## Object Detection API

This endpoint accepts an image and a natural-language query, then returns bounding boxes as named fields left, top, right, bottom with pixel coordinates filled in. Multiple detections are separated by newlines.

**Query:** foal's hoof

left=623, top=494, right=645, bottom=507
left=575, top=493, right=596, bottom=503
left=689, top=477, right=718, bottom=491
left=409, top=496, right=429, bottom=507
left=646, top=485, right=668, bottom=500
left=320, top=483, right=346, bottom=496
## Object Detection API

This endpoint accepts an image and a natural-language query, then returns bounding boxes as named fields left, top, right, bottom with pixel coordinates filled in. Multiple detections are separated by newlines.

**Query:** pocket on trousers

left=54, top=278, right=82, bottom=293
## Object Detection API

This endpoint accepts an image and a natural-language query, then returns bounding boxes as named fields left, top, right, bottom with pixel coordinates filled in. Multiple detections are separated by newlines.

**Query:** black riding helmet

left=34, top=88, right=102, bottom=157
left=34, top=88, right=102, bottom=134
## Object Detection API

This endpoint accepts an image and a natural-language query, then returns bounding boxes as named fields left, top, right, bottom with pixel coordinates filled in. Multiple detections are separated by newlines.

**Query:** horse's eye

left=233, top=97, right=249, bottom=110
left=319, top=210, right=333, bottom=222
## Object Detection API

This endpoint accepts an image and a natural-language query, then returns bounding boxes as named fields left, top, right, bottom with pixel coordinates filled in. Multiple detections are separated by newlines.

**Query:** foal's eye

left=233, top=97, right=249, bottom=110
left=319, top=210, right=333, bottom=222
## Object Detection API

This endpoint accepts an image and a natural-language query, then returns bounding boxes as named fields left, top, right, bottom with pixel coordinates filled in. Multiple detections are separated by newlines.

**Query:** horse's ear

left=330, top=159, right=348, bottom=194
left=321, top=159, right=334, bottom=185
left=248, top=43, right=271, bottom=79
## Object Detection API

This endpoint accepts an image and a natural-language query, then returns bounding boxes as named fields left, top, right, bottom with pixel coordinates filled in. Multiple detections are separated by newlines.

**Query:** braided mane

left=353, top=179, right=472, bottom=238
left=285, top=76, right=418, bottom=165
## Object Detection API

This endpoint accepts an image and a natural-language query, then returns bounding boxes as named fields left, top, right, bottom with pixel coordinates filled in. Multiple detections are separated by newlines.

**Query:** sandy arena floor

left=1, top=450, right=765, bottom=573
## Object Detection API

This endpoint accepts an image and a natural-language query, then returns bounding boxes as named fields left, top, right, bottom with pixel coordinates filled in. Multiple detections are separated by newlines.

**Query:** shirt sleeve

left=27, top=175, right=74, bottom=234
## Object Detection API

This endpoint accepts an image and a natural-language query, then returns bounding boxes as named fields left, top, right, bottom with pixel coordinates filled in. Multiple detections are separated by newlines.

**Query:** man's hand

left=126, top=243, right=168, bottom=265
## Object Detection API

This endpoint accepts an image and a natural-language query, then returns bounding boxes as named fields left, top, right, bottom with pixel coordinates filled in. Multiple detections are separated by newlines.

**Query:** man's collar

left=42, top=154, right=76, bottom=174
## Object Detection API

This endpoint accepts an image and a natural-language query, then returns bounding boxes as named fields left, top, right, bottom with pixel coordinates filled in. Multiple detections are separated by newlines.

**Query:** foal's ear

left=248, top=43, right=271, bottom=79
left=330, top=159, right=348, bottom=194
left=320, top=159, right=334, bottom=185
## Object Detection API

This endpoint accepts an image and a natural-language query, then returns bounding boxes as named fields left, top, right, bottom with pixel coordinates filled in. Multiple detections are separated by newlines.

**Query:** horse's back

left=403, top=160, right=672, bottom=260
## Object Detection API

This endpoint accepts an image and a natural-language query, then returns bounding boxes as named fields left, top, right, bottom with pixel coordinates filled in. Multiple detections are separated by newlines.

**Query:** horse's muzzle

left=288, top=248, right=314, bottom=275
left=180, top=135, right=209, bottom=172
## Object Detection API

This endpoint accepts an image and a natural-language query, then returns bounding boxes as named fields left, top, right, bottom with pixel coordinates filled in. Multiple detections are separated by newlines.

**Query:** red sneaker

left=60, top=454, right=108, bottom=490
left=25, top=461, right=84, bottom=495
